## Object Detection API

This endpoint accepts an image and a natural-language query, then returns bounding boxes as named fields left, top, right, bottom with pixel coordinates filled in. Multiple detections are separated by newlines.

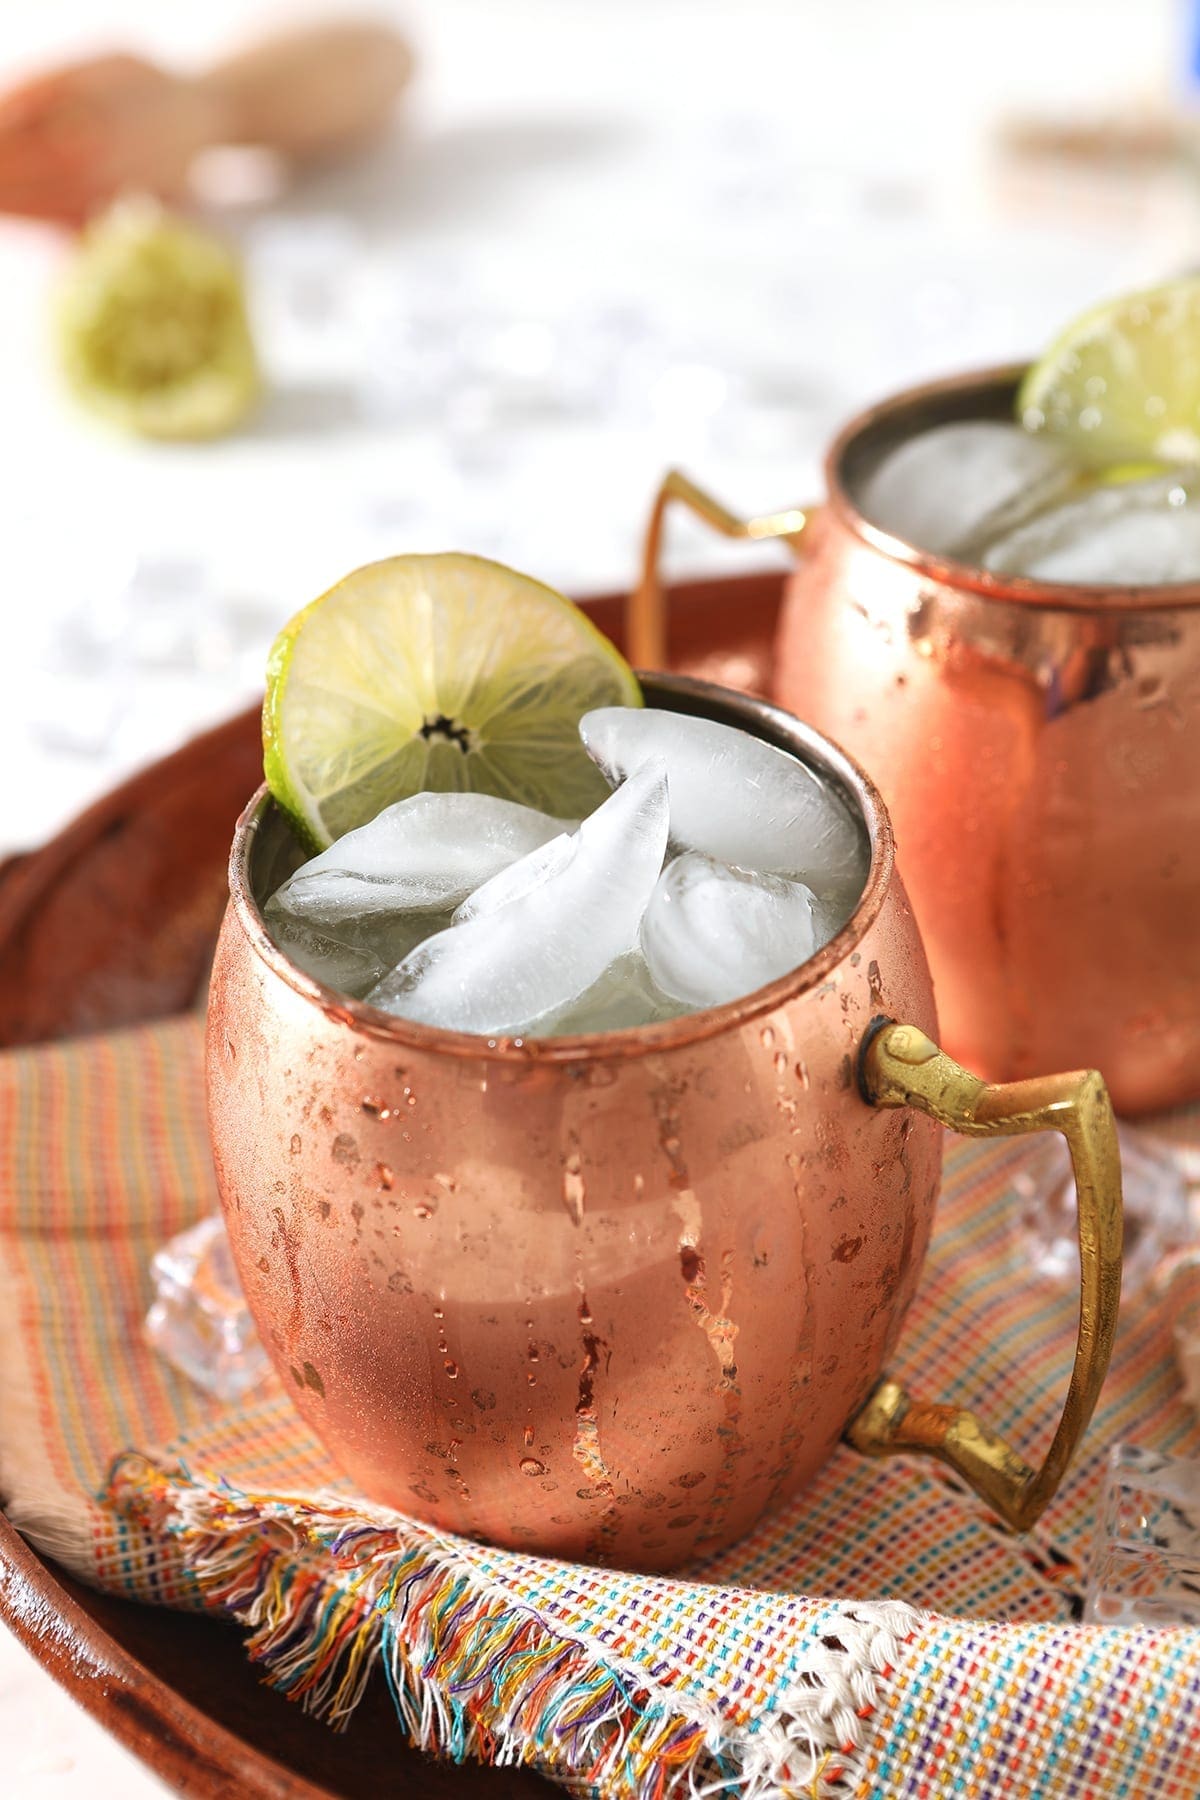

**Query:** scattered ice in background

left=11, top=494, right=137, bottom=757
left=246, top=212, right=368, bottom=386
left=6, top=7, right=1181, bottom=862
left=1014, top=1119, right=1193, bottom=1292
left=144, top=1214, right=268, bottom=1401
left=1086, top=1443, right=1200, bottom=1626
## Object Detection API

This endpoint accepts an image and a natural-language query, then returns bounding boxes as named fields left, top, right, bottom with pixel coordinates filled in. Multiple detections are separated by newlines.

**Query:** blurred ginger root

left=0, top=19, right=414, bottom=225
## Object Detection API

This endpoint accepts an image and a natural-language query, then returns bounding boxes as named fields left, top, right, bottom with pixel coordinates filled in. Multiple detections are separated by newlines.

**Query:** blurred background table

left=3, top=0, right=1199, bottom=1790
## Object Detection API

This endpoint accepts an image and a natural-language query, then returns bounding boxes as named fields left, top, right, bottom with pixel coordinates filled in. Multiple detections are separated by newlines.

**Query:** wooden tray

left=0, top=571, right=785, bottom=1797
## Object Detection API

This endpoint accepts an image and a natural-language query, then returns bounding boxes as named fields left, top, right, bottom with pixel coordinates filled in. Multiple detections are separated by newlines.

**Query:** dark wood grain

left=0, top=569, right=785, bottom=1794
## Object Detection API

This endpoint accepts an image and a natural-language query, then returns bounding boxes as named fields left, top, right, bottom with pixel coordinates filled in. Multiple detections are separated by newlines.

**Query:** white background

left=1, top=0, right=1196, bottom=1790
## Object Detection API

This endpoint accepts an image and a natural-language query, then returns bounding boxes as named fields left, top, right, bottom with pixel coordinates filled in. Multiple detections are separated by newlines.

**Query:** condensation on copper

left=211, top=677, right=945, bottom=1569
left=561, top=1149, right=586, bottom=1225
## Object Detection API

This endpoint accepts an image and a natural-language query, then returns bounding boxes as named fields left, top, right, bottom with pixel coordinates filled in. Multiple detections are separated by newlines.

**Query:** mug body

left=207, top=678, right=940, bottom=1570
left=775, top=368, right=1200, bottom=1115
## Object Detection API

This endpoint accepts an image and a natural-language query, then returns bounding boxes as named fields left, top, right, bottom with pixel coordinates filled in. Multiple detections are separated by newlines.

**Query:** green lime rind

left=263, top=552, right=642, bottom=851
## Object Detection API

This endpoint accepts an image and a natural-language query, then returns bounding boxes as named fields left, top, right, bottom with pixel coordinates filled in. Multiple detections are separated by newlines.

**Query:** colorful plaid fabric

left=2, top=1016, right=1199, bottom=1797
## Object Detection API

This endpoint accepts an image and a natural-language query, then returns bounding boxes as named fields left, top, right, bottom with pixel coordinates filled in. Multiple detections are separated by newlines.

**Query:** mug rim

left=227, top=673, right=896, bottom=1064
left=825, top=360, right=1200, bottom=612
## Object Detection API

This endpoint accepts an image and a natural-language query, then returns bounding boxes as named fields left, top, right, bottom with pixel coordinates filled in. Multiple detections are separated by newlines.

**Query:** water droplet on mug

left=289, top=1133, right=302, bottom=1155
left=760, top=1026, right=775, bottom=1049
left=520, top=1457, right=547, bottom=1476
left=331, top=1133, right=359, bottom=1167
left=444, top=1358, right=459, bottom=1378
left=562, top=1154, right=586, bottom=1225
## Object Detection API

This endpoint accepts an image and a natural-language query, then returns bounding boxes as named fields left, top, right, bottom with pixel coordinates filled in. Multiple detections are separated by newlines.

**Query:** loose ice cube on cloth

left=641, top=851, right=823, bottom=1008
left=856, top=420, right=1077, bottom=556
left=580, top=707, right=867, bottom=911
left=981, top=470, right=1200, bottom=584
left=368, top=763, right=669, bottom=1035
left=271, top=792, right=569, bottom=926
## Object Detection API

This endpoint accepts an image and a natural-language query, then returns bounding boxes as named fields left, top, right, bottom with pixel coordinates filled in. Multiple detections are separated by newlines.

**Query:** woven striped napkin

left=1, top=1016, right=1198, bottom=1797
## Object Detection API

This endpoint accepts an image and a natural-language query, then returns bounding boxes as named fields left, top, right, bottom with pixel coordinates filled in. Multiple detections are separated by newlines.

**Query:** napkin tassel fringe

left=105, top=1454, right=783, bottom=1797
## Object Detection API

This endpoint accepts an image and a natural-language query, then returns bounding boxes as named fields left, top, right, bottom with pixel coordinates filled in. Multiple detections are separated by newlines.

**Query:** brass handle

left=848, top=1019, right=1123, bottom=1532
left=629, top=469, right=816, bottom=669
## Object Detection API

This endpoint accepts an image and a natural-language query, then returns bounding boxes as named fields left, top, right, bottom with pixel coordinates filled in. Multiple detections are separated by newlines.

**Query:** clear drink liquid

left=261, top=707, right=870, bottom=1038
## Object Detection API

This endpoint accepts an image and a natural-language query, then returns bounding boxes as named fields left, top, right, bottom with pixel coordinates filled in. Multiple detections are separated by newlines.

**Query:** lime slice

left=58, top=200, right=260, bottom=440
left=1018, top=277, right=1200, bottom=469
left=264, top=553, right=642, bottom=849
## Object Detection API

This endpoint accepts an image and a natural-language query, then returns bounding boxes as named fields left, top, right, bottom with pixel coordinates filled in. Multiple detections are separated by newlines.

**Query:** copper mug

left=633, top=367, right=1200, bottom=1116
left=207, top=674, right=1121, bottom=1571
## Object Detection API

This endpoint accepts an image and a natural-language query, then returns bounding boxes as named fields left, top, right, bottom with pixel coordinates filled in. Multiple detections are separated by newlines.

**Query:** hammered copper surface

left=775, top=368, right=1200, bottom=1116
left=0, top=575, right=780, bottom=1797
left=207, top=678, right=942, bottom=1570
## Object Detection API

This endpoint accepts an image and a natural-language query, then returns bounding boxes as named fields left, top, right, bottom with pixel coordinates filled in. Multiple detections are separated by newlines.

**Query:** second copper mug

left=634, top=368, right=1200, bottom=1115
left=207, top=675, right=1121, bottom=1572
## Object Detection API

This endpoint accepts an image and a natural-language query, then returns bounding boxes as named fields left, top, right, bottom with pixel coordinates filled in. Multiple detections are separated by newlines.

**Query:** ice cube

left=857, top=421, right=1077, bottom=557
left=368, top=764, right=670, bottom=1035
left=264, top=890, right=458, bottom=994
left=453, top=832, right=577, bottom=924
left=1085, top=1444, right=1200, bottom=1626
left=272, top=791, right=570, bottom=926
left=541, top=950, right=681, bottom=1034
left=145, top=1215, right=269, bottom=1401
left=262, top=905, right=389, bottom=998
left=981, top=470, right=1200, bottom=584
left=580, top=707, right=867, bottom=911
left=641, top=852, right=823, bottom=1008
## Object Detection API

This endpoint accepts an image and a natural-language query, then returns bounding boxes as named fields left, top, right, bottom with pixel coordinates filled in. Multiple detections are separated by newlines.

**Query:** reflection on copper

left=774, top=367, right=1200, bottom=1114
left=207, top=677, right=943, bottom=1569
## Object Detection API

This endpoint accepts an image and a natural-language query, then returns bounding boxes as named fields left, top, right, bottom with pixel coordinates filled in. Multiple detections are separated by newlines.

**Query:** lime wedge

left=264, top=553, right=642, bottom=849
left=57, top=200, right=260, bottom=440
left=1018, top=277, right=1200, bottom=469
